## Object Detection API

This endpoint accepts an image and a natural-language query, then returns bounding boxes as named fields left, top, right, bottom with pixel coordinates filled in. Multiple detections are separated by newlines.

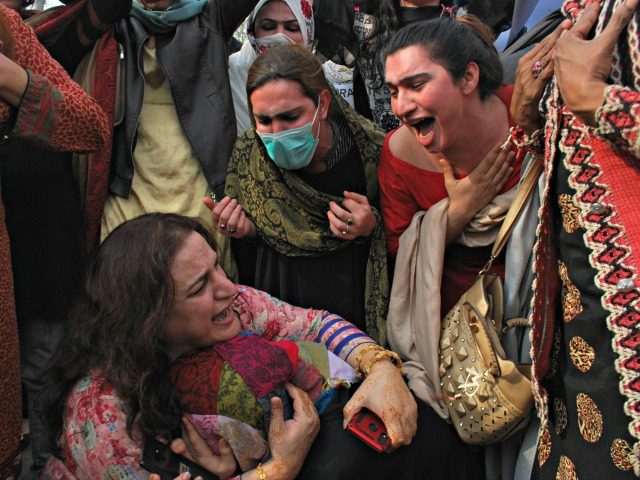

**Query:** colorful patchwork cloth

left=169, top=332, right=357, bottom=471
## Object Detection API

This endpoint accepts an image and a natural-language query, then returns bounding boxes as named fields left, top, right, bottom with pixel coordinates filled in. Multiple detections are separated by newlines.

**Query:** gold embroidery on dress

left=538, top=424, right=552, bottom=467
left=556, top=455, right=578, bottom=480
left=558, top=194, right=581, bottom=233
left=569, top=336, right=596, bottom=373
left=610, top=438, right=634, bottom=471
left=553, top=397, right=568, bottom=435
left=558, top=261, right=583, bottom=322
left=576, top=393, right=603, bottom=443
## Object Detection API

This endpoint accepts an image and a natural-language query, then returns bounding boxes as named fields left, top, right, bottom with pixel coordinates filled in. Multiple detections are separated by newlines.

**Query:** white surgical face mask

left=253, top=32, right=295, bottom=54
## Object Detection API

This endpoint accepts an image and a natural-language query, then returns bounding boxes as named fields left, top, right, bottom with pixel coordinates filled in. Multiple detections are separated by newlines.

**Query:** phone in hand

left=346, top=408, right=391, bottom=453
left=140, top=436, right=220, bottom=480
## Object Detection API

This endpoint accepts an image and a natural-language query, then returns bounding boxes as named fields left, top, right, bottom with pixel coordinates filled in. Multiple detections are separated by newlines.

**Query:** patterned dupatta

left=226, top=94, right=389, bottom=344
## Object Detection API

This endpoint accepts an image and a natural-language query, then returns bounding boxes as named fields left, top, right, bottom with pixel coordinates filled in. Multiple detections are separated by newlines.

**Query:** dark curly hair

left=43, top=213, right=218, bottom=451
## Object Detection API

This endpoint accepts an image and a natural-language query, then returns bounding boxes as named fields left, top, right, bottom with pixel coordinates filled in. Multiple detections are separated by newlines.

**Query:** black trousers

left=297, top=388, right=485, bottom=480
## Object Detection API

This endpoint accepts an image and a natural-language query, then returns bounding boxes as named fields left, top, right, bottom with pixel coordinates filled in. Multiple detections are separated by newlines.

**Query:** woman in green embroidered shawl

left=208, top=44, right=388, bottom=343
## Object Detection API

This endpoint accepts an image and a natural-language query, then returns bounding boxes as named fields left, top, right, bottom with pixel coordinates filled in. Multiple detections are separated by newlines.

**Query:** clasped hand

left=205, top=196, right=257, bottom=239
left=152, top=384, right=320, bottom=480
left=327, top=190, right=376, bottom=240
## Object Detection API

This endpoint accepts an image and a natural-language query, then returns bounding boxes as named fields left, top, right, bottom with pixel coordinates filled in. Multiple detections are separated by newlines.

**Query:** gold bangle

left=256, top=462, right=268, bottom=480
left=363, top=350, right=403, bottom=378
left=354, top=344, right=385, bottom=379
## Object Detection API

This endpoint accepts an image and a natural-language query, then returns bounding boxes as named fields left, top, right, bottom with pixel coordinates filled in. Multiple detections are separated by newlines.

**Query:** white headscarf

left=247, top=0, right=314, bottom=54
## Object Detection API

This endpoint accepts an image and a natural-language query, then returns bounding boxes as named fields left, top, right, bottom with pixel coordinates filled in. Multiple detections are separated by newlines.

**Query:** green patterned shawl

left=226, top=94, right=389, bottom=344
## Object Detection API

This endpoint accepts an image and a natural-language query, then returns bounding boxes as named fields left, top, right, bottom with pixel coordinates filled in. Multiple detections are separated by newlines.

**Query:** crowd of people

left=0, top=0, right=639, bottom=478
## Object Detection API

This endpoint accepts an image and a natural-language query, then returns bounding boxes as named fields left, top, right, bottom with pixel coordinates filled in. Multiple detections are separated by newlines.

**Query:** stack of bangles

left=354, top=344, right=403, bottom=379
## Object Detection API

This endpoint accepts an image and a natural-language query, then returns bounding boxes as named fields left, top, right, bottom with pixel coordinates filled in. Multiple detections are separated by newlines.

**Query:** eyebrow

left=254, top=107, right=301, bottom=121
left=385, top=72, right=431, bottom=89
left=257, top=17, right=300, bottom=27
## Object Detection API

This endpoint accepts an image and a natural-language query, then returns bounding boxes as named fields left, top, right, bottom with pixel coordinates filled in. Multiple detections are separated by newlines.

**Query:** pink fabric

left=41, top=286, right=371, bottom=478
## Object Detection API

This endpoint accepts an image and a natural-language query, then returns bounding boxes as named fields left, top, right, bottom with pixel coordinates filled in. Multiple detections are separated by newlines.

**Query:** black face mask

left=397, top=4, right=446, bottom=27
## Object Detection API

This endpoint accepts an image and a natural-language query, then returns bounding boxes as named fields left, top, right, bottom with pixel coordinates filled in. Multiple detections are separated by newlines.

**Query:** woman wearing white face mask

left=229, top=0, right=313, bottom=136
left=210, top=44, right=388, bottom=343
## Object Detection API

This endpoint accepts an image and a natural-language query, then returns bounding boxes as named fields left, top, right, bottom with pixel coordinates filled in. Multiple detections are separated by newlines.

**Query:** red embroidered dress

left=529, top=1, right=640, bottom=477
left=0, top=5, right=108, bottom=478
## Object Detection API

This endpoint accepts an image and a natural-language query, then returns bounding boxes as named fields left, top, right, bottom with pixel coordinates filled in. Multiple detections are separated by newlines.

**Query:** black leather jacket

left=111, top=0, right=258, bottom=200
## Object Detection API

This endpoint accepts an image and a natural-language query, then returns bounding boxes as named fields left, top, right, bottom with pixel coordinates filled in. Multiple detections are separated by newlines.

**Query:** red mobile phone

left=346, top=408, right=391, bottom=453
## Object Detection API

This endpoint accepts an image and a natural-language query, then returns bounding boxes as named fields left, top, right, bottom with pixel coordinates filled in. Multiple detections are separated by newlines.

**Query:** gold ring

left=347, top=216, right=354, bottom=226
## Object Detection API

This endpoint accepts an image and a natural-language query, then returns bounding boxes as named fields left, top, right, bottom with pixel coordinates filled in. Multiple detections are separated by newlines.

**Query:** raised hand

left=511, top=22, right=571, bottom=134
left=554, top=0, right=639, bottom=125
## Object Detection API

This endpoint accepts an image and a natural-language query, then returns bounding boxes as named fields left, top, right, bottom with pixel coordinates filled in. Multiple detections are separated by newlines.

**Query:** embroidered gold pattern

left=576, top=393, right=603, bottom=443
left=558, top=194, right=581, bottom=233
left=611, top=438, right=634, bottom=471
left=553, top=397, right=568, bottom=435
left=538, top=424, right=552, bottom=467
left=569, top=336, right=596, bottom=373
left=556, top=455, right=578, bottom=480
left=558, top=261, right=583, bottom=323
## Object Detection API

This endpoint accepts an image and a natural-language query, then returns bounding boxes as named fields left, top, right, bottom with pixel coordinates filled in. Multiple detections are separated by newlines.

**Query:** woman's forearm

left=0, top=53, right=27, bottom=107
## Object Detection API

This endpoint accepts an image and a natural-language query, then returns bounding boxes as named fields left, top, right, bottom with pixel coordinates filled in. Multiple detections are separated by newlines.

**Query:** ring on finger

left=227, top=227, right=237, bottom=234
left=347, top=216, right=354, bottom=226
left=531, top=59, right=543, bottom=79
left=219, top=223, right=226, bottom=229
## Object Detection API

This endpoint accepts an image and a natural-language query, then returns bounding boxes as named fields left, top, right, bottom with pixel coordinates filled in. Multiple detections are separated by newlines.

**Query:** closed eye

left=256, top=115, right=272, bottom=126
left=188, top=276, right=207, bottom=297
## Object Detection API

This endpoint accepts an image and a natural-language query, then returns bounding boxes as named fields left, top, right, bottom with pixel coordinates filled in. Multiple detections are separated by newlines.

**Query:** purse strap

left=481, top=157, right=543, bottom=274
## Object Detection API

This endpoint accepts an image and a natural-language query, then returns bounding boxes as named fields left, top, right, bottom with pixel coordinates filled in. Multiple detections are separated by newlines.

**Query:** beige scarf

left=387, top=187, right=516, bottom=418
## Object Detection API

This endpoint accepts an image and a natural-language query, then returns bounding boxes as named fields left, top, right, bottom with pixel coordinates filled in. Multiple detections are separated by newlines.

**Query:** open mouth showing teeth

left=213, top=309, right=229, bottom=323
left=415, top=118, right=434, bottom=138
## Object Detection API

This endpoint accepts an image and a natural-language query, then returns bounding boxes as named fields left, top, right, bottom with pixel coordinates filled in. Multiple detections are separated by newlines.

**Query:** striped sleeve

left=235, top=286, right=375, bottom=363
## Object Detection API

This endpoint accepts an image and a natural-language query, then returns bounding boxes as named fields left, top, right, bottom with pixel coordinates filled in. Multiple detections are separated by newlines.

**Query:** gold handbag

left=438, top=159, right=542, bottom=445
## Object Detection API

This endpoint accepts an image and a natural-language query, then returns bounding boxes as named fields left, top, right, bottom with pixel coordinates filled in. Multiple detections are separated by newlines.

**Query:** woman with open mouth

left=380, top=15, right=527, bottom=315
left=381, top=15, right=532, bottom=479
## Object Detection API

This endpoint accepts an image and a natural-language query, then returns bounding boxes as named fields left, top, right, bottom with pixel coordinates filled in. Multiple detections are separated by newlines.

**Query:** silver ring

left=219, top=223, right=226, bottom=229
left=341, top=230, right=348, bottom=235
left=227, top=227, right=236, bottom=234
